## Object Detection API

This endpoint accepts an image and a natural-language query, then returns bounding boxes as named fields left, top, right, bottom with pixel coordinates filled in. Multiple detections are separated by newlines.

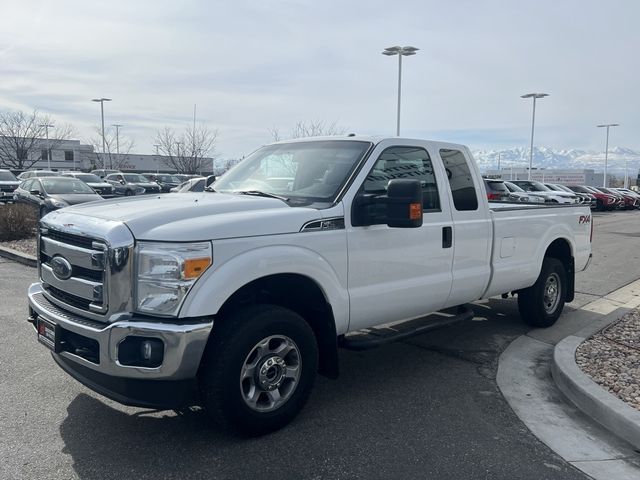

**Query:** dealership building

left=0, top=138, right=216, bottom=174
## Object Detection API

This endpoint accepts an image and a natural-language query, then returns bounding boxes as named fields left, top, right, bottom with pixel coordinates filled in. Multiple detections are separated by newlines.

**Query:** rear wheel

left=124, top=189, right=134, bottom=196
left=198, top=305, right=318, bottom=436
left=518, top=257, right=567, bottom=328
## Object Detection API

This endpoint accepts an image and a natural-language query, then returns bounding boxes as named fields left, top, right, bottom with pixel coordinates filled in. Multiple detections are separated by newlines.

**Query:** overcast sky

left=1, top=0, right=638, bottom=158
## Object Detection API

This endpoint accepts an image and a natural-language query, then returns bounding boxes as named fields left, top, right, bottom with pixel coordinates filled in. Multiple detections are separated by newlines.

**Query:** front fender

left=179, top=244, right=350, bottom=334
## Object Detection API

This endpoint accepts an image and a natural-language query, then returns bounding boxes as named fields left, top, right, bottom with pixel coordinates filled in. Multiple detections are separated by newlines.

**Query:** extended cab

left=27, top=137, right=592, bottom=434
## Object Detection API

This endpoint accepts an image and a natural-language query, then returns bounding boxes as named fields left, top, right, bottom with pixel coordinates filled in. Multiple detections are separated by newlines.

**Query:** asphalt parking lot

left=1, top=210, right=639, bottom=480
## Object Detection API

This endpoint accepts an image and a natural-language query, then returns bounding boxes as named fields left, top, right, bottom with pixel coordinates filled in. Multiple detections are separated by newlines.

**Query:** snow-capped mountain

left=472, top=147, right=640, bottom=176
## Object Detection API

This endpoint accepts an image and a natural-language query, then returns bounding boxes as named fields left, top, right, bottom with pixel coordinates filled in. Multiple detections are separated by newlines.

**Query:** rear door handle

left=442, top=226, right=452, bottom=248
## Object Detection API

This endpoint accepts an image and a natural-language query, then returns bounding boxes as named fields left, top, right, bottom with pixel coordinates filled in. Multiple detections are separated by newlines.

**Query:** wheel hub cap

left=240, top=335, right=301, bottom=412
left=543, top=272, right=561, bottom=314
left=257, top=355, right=287, bottom=391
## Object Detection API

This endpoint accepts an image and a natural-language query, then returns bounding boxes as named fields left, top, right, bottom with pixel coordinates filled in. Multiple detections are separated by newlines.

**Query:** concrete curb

left=552, top=310, right=640, bottom=451
left=0, top=245, right=37, bottom=268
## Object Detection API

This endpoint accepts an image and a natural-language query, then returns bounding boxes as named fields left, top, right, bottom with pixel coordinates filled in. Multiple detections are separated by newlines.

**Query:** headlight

left=48, top=199, right=69, bottom=208
left=135, top=241, right=212, bottom=316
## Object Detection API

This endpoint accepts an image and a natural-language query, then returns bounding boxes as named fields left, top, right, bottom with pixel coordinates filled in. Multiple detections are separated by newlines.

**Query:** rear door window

left=440, top=149, right=478, bottom=211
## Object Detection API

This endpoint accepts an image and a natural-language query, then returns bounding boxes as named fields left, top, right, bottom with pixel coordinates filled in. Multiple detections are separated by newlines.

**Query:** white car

left=503, top=181, right=545, bottom=203
left=512, top=180, right=576, bottom=204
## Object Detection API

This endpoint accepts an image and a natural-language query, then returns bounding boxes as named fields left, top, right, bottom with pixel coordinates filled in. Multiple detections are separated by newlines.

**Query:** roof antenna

left=347, top=133, right=356, bottom=137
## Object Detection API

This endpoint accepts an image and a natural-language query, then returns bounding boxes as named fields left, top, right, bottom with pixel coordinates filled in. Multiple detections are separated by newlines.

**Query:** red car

left=598, top=187, right=640, bottom=209
left=568, top=185, right=616, bottom=211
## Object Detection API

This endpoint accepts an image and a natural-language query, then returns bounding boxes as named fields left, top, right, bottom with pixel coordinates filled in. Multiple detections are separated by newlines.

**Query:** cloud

left=0, top=0, right=639, bottom=158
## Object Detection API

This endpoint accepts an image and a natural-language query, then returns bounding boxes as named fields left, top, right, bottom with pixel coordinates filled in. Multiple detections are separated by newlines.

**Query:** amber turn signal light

left=409, top=203, right=422, bottom=220
left=183, top=257, right=212, bottom=279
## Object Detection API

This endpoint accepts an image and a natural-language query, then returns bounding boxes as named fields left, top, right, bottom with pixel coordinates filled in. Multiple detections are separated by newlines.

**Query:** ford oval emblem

left=51, top=256, right=73, bottom=280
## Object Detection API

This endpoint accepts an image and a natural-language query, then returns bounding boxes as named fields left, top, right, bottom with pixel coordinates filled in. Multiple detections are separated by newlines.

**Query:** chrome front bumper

left=28, top=282, right=213, bottom=381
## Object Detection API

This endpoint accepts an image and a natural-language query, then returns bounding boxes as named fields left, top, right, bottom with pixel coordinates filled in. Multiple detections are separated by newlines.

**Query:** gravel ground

left=0, top=237, right=36, bottom=257
left=576, top=309, right=640, bottom=411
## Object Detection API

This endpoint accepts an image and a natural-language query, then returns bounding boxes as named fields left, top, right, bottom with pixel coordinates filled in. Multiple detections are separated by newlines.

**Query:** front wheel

left=198, top=305, right=318, bottom=436
left=518, top=257, right=567, bottom=328
left=124, top=189, right=134, bottom=196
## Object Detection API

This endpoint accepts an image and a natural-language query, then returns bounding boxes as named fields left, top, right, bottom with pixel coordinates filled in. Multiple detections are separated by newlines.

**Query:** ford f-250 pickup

left=27, top=136, right=592, bottom=435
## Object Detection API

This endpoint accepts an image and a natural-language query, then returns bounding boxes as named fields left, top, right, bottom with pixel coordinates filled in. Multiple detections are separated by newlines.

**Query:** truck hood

left=54, top=192, right=323, bottom=241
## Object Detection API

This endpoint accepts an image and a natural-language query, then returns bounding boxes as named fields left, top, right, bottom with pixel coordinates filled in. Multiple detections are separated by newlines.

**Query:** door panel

left=438, top=148, right=492, bottom=307
left=346, top=143, right=454, bottom=331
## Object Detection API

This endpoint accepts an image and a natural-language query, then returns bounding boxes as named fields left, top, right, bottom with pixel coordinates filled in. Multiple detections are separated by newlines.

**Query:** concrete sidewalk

left=498, top=279, right=640, bottom=480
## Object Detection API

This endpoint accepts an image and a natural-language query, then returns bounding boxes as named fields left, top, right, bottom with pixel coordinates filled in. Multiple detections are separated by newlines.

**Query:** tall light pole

left=154, top=144, right=161, bottom=173
left=39, top=124, right=54, bottom=170
left=382, top=46, right=419, bottom=136
left=112, top=124, right=123, bottom=154
left=521, top=93, right=549, bottom=180
left=597, top=123, right=619, bottom=187
left=92, top=98, right=112, bottom=168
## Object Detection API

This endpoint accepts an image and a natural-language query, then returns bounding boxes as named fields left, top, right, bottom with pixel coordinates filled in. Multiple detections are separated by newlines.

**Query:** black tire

left=124, top=189, right=134, bottom=196
left=596, top=199, right=605, bottom=212
left=518, top=257, right=567, bottom=328
left=198, top=304, right=318, bottom=436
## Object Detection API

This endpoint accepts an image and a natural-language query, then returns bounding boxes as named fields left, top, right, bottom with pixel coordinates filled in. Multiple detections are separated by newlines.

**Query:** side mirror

left=119, top=179, right=125, bottom=185
left=29, top=189, right=41, bottom=196
left=205, top=175, right=216, bottom=187
left=351, top=179, right=423, bottom=228
left=386, top=179, right=423, bottom=228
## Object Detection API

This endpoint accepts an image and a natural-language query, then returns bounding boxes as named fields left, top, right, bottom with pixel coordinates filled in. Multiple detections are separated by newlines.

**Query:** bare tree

left=0, top=109, right=75, bottom=170
left=155, top=124, right=218, bottom=174
left=87, top=126, right=135, bottom=170
left=269, top=120, right=348, bottom=142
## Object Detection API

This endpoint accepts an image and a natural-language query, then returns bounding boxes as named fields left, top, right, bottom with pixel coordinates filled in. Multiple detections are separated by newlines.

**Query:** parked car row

left=483, top=178, right=640, bottom=211
left=13, top=177, right=104, bottom=217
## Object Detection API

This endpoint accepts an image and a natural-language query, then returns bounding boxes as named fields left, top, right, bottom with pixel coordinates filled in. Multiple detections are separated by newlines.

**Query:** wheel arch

left=214, top=273, right=340, bottom=378
left=543, top=237, right=575, bottom=302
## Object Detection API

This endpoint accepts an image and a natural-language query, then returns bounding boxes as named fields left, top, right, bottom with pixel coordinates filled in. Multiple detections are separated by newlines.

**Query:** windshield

left=0, top=171, right=17, bottom=181
left=75, top=173, right=102, bottom=183
left=35, top=171, right=58, bottom=177
left=41, top=178, right=96, bottom=194
left=156, top=175, right=179, bottom=182
left=514, top=181, right=549, bottom=192
left=214, top=140, right=371, bottom=203
left=123, top=174, right=150, bottom=183
left=504, top=182, right=525, bottom=192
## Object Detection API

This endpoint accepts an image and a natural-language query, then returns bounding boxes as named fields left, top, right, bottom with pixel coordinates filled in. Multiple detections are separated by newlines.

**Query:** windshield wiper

left=236, top=190, right=289, bottom=202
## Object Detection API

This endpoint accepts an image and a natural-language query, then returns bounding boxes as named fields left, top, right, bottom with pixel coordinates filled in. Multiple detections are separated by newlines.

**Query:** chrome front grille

left=40, top=229, right=108, bottom=314
left=37, top=211, right=135, bottom=323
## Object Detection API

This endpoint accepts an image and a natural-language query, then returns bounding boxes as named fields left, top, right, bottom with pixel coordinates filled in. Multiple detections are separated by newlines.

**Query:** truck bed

left=482, top=202, right=591, bottom=299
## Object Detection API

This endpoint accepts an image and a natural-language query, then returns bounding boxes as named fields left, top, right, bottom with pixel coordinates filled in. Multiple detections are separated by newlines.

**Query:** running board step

left=339, top=305, right=475, bottom=351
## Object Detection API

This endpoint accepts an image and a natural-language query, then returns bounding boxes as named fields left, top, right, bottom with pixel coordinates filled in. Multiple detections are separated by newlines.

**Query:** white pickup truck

left=27, top=136, right=592, bottom=435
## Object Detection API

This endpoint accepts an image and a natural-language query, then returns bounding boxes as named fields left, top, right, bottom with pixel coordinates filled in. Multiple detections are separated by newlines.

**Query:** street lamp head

left=400, top=46, right=419, bottom=55
left=91, top=98, right=112, bottom=102
left=597, top=123, right=620, bottom=128
left=521, top=93, right=549, bottom=99
left=383, top=46, right=402, bottom=55
left=382, top=45, right=419, bottom=56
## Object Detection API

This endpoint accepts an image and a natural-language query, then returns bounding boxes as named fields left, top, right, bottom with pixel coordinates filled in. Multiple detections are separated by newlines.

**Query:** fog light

left=118, top=336, right=164, bottom=368
left=142, top=340, right=153, bottom=360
